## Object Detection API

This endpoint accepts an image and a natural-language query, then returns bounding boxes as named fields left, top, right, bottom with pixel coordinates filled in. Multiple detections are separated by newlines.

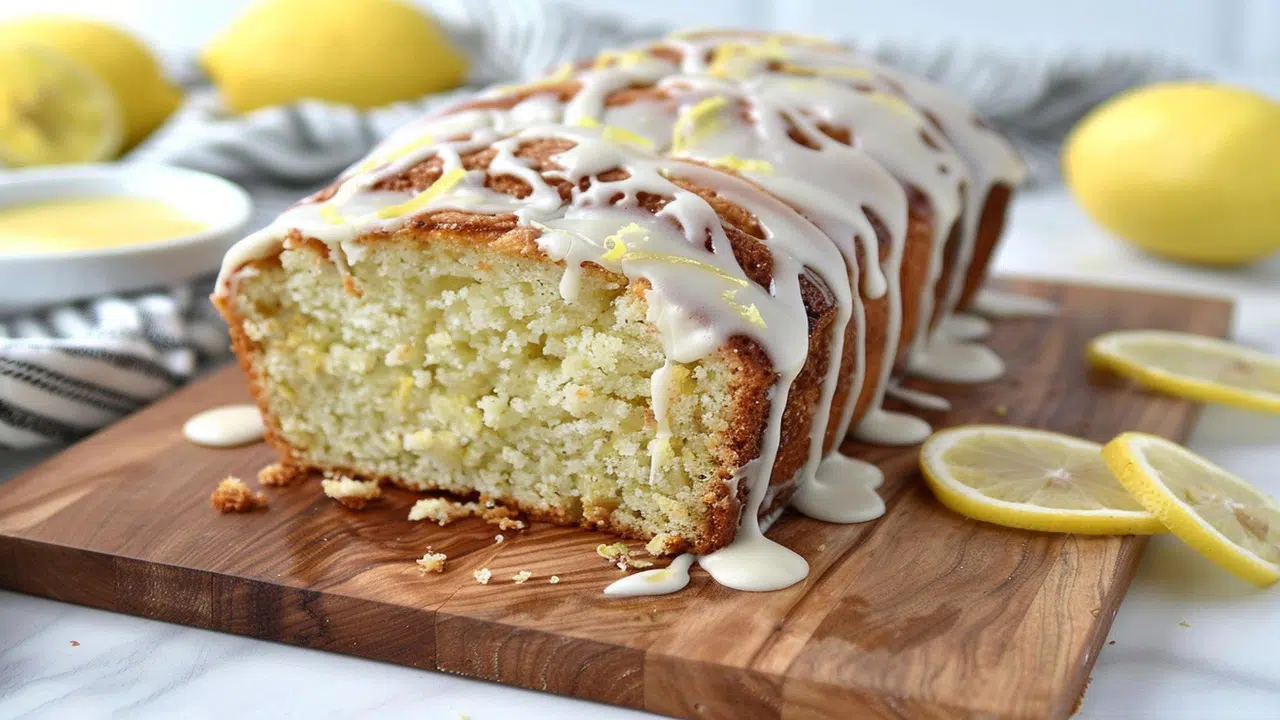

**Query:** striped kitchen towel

left=0, top=0, right=1196, bottom=449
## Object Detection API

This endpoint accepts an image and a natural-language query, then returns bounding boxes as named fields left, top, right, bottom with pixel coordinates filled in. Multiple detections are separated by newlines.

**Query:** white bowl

left=0, top=163, right=252, bottom=313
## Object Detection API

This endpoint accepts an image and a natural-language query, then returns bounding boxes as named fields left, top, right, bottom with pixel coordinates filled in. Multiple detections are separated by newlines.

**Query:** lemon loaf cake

left=214, top=30, right=1024, bottom=585
left=217, top=125, right=861, bottom=564
left=434, top=29, right=1025, bottom=445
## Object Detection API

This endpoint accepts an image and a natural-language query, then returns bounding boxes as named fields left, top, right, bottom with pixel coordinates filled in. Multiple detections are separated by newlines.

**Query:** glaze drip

left=214, top=30, right=1027, bottom=597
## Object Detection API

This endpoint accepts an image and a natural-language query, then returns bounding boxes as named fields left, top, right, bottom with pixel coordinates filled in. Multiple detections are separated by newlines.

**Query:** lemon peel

left=0, top=45, right=122, bottom=167
left=319, top=204, right=344, bottom=225
left=722, top=289, right=767, bottom=328
left=376, top=167, right=466, bottom=220
left=671, top=96, right=729, bottom=154
left=710, top=155, right=774, bottom=175
left=601, top=223, right=646, bottom=262
left=0, top=17, right=180, bottom=147
left=602, top=125, right=653, bottom=151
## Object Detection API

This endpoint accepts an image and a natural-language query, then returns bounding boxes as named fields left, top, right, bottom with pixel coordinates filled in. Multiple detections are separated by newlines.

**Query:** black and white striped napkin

left=0, top=0, right=1196, bottom=449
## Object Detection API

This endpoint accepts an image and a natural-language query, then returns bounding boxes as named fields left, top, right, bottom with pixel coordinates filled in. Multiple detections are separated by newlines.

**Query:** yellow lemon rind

left=1102, top=432, right=1280, bottom=587
left=920, top=425, right=1166, bottom=535
left=0, top=45, right=123, bottom=167
left=1087, top=333, right=1280, bottom=414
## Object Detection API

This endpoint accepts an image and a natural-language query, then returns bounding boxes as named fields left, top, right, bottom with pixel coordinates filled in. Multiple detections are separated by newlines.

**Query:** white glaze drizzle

left=790, top=451, right=886, bottom=523
left=218, top=121, right=851, bottom=592
left=972, top=288, right=1058, bottom=318
left=886, top=382, right=952, bottom=413
left=941, top=312, right=992, bottom=341
left=605, top=553, right=695, bottom=597
left=214, top=33, right=1027, bottom=596
left=183, top=405, right=265, bottom=448
left=449, top=63, right=909, bottom=521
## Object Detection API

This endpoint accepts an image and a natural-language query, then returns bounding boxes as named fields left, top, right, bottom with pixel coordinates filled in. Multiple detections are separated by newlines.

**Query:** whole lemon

left=0, top=17, right=182, bottom=149
left=201, top=0, right=468, bottom=114
left=1063, top=82, right=1280, bottom=266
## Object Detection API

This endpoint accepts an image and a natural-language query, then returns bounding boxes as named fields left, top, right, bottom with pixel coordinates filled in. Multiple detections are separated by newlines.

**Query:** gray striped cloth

left=0, top=0, right=1196, bottom=449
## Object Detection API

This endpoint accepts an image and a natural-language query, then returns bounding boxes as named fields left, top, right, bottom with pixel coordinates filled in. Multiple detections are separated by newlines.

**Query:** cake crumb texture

left=416, top=549, right=447, bottom=573
left=408, top=497, right=481, bottom=525
left=229, top=238, right=750, bottom=552
left=257, top=462, right=300, bottom=487
left=321, top=476, right=382, bottom=509
left=211, top=477, right=267, bottom=513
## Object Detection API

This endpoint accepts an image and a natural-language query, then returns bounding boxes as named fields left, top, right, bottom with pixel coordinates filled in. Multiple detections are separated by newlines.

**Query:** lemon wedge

left=920, top=425, right=1164, bottom=534
left=1088, top=330, right=1280, bottom=413
left=1103, top=432, right=1280, bottom=586
left=0, top=45, right=122, bottom=167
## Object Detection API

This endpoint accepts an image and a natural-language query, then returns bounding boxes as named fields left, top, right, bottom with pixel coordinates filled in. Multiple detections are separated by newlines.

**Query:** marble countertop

left=2, top=187, right=1279, bottom=719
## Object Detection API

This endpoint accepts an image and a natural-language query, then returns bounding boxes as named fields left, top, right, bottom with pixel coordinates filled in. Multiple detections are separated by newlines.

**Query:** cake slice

left=216, top=125, right=860, bottom=557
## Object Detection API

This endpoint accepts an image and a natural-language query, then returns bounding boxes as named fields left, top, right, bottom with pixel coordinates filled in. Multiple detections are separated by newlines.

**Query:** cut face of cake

left=218, top=127, right=857, bottom=565
left=214, top=30, right=1025, bottom=591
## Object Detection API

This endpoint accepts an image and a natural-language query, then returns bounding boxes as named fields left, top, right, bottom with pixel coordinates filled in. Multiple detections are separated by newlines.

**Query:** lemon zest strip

left=601, top=223, right=646, bottom=262
left=671, top=95, right=729, bottom=154
left=375, top=167, right=466, bottom=219
left=602, top=125, right=654, bottom=151
left=319, top=204, right=344, bottom=225
left=710, top=155, right=774, bottom=174
left=722, top=289, right=767, bottom=328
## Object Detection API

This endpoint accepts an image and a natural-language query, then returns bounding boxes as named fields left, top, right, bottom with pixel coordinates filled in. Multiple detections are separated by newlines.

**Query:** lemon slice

left=1088, top=330, right=1280, bottom=413
left=920, top=425, right=1164, bottom=534
left=0, top=45, right=123, bottom=167
left=1103, top=432, right=1280, bottom=586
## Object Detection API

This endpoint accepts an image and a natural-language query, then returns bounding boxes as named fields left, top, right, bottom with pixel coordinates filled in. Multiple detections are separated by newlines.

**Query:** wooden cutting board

left=0, top=278, right=1232, bottom=719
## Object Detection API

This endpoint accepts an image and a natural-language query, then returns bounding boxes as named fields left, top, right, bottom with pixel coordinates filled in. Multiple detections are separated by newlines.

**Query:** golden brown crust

left=957, top=183, right=1013, bottom=310
left=893, top=189, right=936, bottom=372
left=836, top=207, right=892, bottom=441
left=211, top=477, right=267, bottom=513
left=257, top=462, right=303, bottom=487
left=929, top=209, right=966, bottom=330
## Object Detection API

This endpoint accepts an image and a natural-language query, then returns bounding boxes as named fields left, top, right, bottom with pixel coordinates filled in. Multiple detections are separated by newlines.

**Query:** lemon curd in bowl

left=0, top=195, right=208, bottom=254
left=0, top=163, right=252, bottom=311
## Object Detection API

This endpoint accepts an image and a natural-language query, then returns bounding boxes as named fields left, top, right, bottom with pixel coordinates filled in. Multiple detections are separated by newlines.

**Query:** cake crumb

left=645, top=532, right=679, bottom=556
left=416, top=550, right=447, bottom=574
left=1179, top=620, right=1192, bottom=628
left=599, top=542, right=654, bottom=570
left=257, top=462, right=299, bottom=487
left=994, top=404, right=1009, bottom=417
left=494, top=534, right=504, bottom=544
left=1108, top=640, right=1116, bottom=645
left=69, top=640, right=80, bottom=647
left=409, top=497, right=481, bottom=525
left=549, top=575, right=560, bottom=584
left=482, top=504, right=527, bottom=531
left=211, top=477, right=267, bottom=513
left=473, top=568, right=492, bottom=585
left=597, top=542, right=630, bottom=561
left=321, top=476, right=382, bottom=509
left=512, top=570, right=533, bottom=584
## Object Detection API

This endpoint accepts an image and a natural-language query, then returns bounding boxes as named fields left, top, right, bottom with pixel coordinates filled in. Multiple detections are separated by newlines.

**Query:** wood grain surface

left=0, top=279, right=1233, bottom=719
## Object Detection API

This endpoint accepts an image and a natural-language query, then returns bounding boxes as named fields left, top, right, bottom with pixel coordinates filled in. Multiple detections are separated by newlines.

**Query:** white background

left=0, top=0, right=1277, bottom=72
